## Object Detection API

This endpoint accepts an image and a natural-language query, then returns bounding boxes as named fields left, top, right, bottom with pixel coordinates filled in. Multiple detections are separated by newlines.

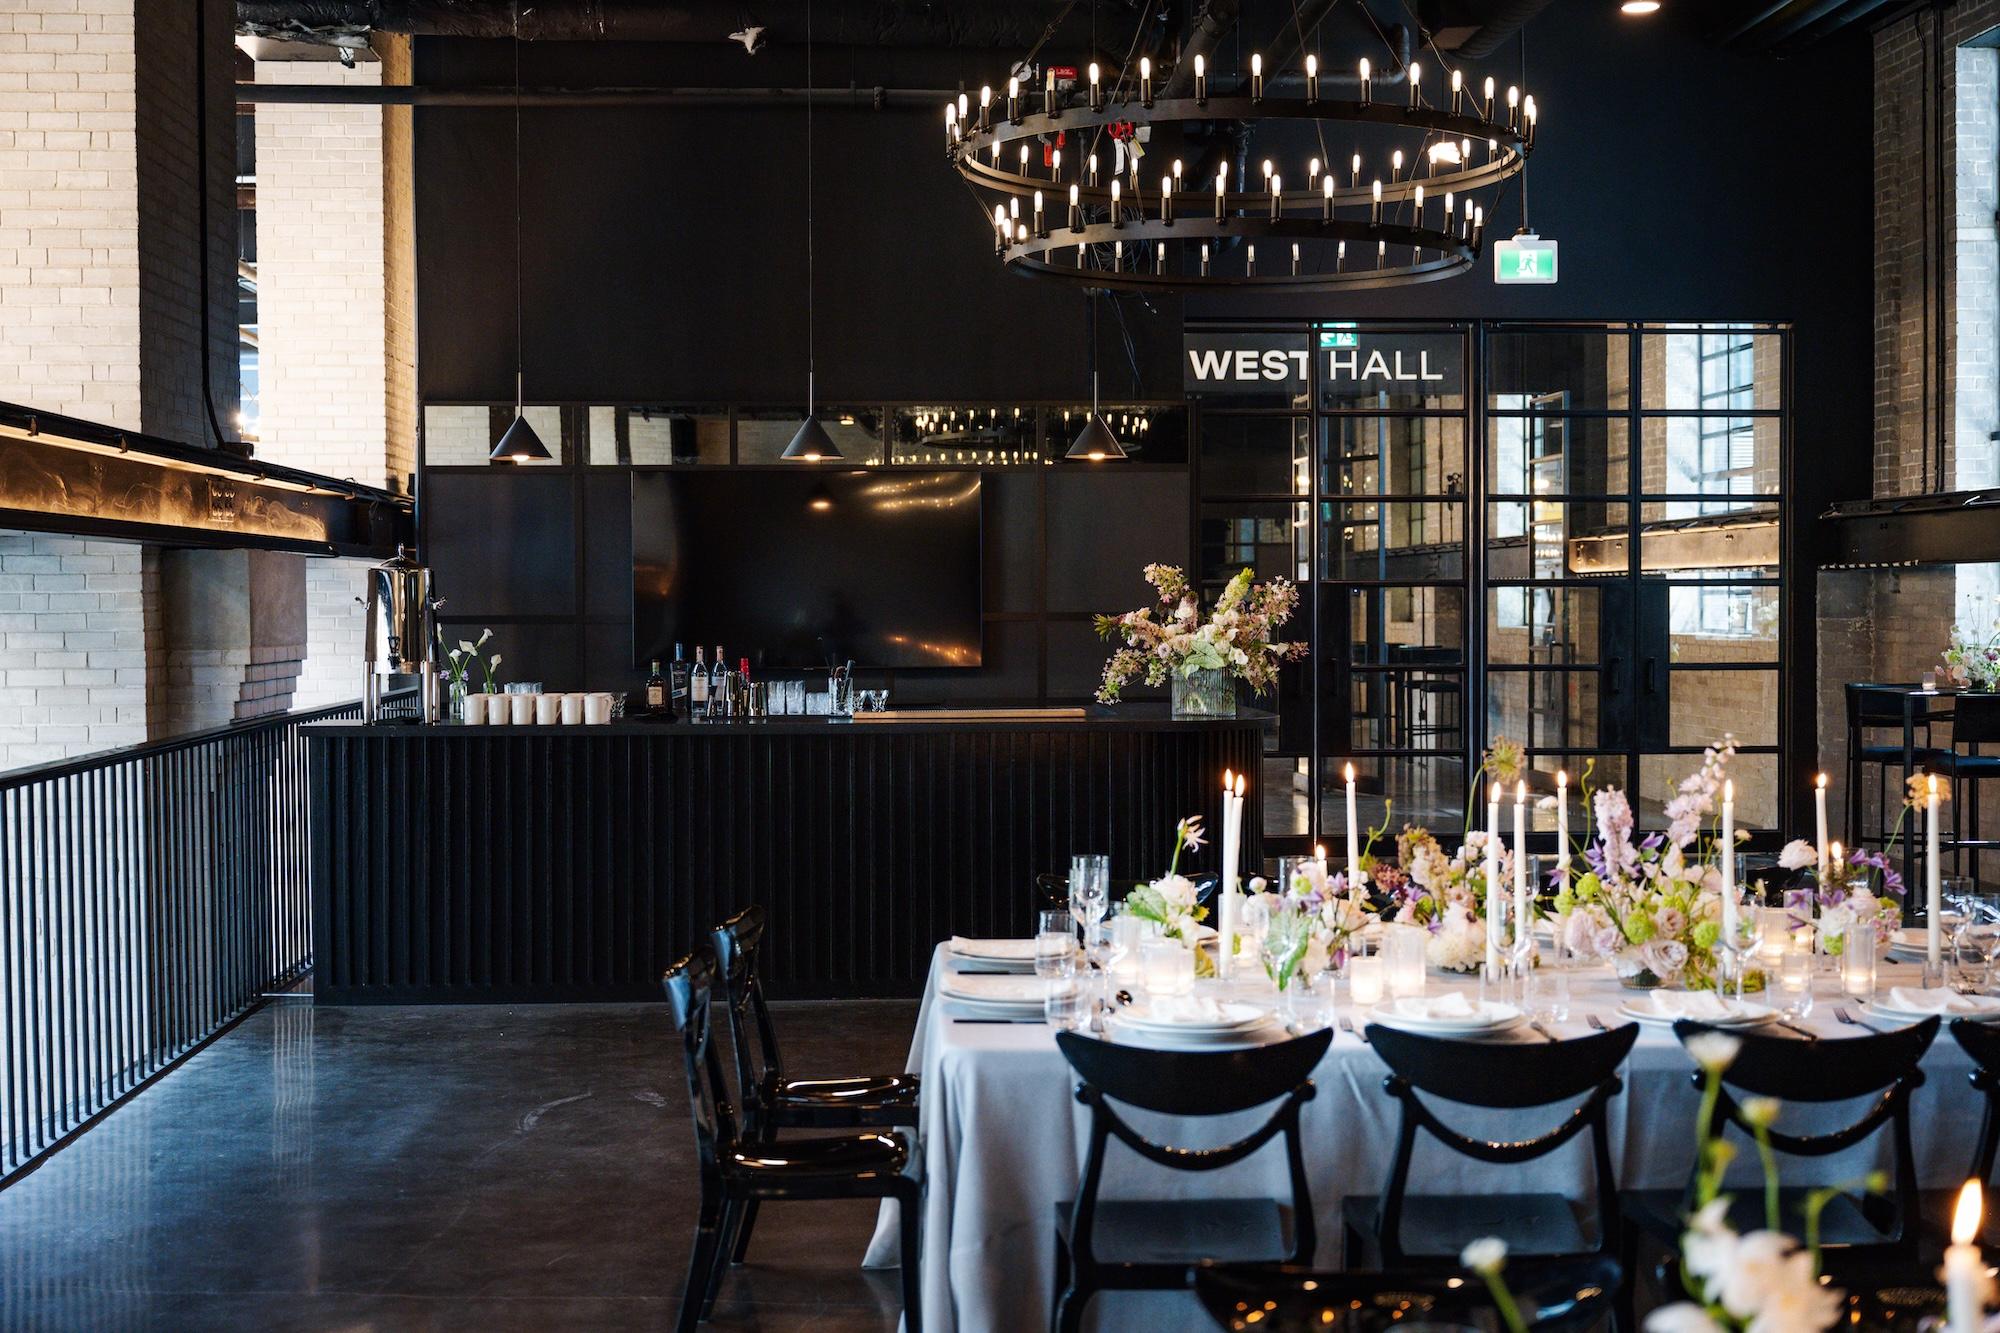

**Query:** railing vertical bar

left=3, top=788, right=19, bottom=1172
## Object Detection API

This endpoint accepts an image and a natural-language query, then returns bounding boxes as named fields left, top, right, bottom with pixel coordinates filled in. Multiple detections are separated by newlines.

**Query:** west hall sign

left=1182, top=330, right=1463, bottom=396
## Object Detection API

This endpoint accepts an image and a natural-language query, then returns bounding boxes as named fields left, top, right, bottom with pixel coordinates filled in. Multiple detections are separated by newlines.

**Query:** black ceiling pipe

left=236, top=0, right=1091, bottom=47
left=1444, top=0, right=1556, bottom=58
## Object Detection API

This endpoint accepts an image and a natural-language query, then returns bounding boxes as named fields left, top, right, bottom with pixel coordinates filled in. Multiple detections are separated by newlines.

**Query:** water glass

left=1840, top=919, right=1878, bottom=1002
left=1777, top=945, right=1815, bottom=1019
left=1348, top=955, right=1385, bottom=1009
left=1952, top=889, right=2000, bottom=994
left=1139, top=938, right=1193, bottom=998
left=1383, top=923, right=1427, bottom=998
left=1288, top=968, right=1333, bottom=1030
left=1044, top=980, right=1085, bottom=1032
left=1035, top=909, right=1075, bottom=981
left=1070, top=854, right=1110, bottom=932
left=1521, top=965, right=1570, bottom=1023
left=1109, top=913, right=1145, bottom=984
left=1755, top=906, right=1791, bottom=971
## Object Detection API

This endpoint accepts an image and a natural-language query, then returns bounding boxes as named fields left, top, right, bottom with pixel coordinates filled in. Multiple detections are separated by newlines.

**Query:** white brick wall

left=295, top=555, right=369, bottom=709
left=0, top=530, right=148, bottom=765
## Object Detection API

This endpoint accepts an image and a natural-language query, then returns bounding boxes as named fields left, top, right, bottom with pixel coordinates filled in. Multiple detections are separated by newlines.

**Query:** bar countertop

left=303, top=702, right=1270, bottom=737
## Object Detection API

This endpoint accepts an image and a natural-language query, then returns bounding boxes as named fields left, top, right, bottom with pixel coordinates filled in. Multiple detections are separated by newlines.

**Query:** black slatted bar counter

left=306, top=707, right=1264, bottom=1002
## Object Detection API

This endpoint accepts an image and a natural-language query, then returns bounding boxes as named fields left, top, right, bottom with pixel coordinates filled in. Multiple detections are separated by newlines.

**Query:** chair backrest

left=1846, top=683, right=1909, bottom=732
left=1673, top=1017, right=1939, bottom=1249
left=1365, top=1025, right=1638, bottom=1263
left=1955, top=693, right=2000, bottom=748
left=1035, top=872, right=1069, bottom=913
left=1192, top=1254, right=1623, bottom=1333
left=712, top=905, right=785, bottom=1109
left=662, top=945, right=739, bottom=1183
left=1055, top=1029, right=1332, bottom=1268
left=1952, top=1017, right=2000, bottom=1185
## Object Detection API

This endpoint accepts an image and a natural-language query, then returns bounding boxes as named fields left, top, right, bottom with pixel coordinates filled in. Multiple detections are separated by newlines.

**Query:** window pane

left=1342, top=670, right=1465, bottom=753
left=1640, top=417, right=1780, bottom=504
left=1322, top=416, right=1467, bottom=498
left=1487, top=586, right=1604, bottom=664
left=736, top=407, right=883, bottom=464
left=1201, top=415, right=1308, bottom=494
left=1321, top=502, right=1466, bottom=581
left=1639, top=328, right=1782, bottom=412
left=1321, top=753, right=1466, bottom=836
left=1485, top=329, right=1632, bottom=410
left=1666, top=670, right=1779, bottom=747
left=589, top=405, right=730, bottom=465
left=1512, top=752, right=1629, bottom=832
left=1341, top=586, right=1466, bottom=666
left=1667, top=584, right=1780, bottom=657
left=1199, top=503, right=1309, bottom=586
left=424, top=404, right=565, bottom=466
left=1486, top=671, right=1603, bottom=751
left=1487, top=502, right=1630, bottom=579
left=1485, top=415, right=1630, bottom=496
left=1640, top=751, right=1778, bottom=829
left=891, top=405, right=1037, bottom=466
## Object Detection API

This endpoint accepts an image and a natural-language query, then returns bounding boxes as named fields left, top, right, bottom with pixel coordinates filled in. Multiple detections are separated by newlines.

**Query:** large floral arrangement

left=1093, top=564, right=1306, bottom=704
left=1261, top=858, right=1376, bottom=984
left=1551, top=738, right=1746, bottom=989
left=1384, top=826, right=1511, bottom=972
left=1774, top=840, right=1903, bottom=955
left=1943, top=615, right=2000, bottom=692
left=1124, top=814, right=1213, bottom=955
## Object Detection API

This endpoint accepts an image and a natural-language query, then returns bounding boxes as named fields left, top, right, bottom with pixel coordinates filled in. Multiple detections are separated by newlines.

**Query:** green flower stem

left=1480, top=1269, right=1528, bottom=1333
left=1754, top=1122, right=1780, bottom=1233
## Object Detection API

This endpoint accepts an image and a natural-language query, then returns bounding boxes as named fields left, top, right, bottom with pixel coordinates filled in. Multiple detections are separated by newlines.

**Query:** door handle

left=1643, top=657, right=1661, bottom=696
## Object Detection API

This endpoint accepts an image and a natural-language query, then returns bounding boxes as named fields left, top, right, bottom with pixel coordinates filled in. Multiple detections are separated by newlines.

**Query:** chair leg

left=701, top=1199, right=740, bottom=1320
left=727, top=1198, right=760, bottom=1264
left=897, top=1184, right=924, bottom=1333
left=1055, top=1279, right=1090, bottom=1333
left=678, top=1203, right=726, bottom=1333
left=1052, top=1237, right=1069, bottom=1329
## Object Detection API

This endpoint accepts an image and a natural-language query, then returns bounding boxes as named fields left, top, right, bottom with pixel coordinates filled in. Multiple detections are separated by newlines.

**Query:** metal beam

left=236, top=82, right=953, bottom=107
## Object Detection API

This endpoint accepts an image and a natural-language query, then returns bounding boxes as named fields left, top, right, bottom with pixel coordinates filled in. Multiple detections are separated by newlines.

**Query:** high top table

left=863, top=944, right=1982, bottom=1333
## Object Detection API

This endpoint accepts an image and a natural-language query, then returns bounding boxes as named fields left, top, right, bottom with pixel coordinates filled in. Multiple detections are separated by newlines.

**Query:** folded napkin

left=1390, top=993, right=1479, bottom=1021
left=1886, top=986, right=1990, bottom=1015
left=949, top=936, right=1039, bottom=960
left=1642, top=991, right=1732, bottom=1021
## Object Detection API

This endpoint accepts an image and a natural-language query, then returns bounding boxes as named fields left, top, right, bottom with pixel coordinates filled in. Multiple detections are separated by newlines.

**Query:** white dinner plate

left=1115, top=999, right=1268, bottom=1034
left=948, top=936, right=1041, bottom=962
left=939, top=973, right=1052, bottom=1007
left=1106, top=1014, right=1288, bottom=1051
left=1367, top=999, right=1524, bottom=1035
left=942, top=997, right=1048, bottom=1019
left=1865, top=990, right=2000, bottom=1022
left=1890, top=924, right=1962, bottom=952
left=1616, top=998, right=1777, bottom=1028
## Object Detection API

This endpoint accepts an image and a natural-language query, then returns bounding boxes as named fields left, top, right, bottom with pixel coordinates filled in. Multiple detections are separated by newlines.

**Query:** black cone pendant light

left=782, top=0, right=839, bottom=461
left=491, top=2, right=551, bottom=464
left=1066, top=292, right=1126, bottom=461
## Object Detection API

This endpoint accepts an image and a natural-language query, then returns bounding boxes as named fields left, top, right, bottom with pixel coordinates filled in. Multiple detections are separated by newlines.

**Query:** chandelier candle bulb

left=1371, top=178, right=1383, bottom=224
left=1526, top=98, right=1538, bottom=147
left=1309, top=157, right=1322, bottom=187
left=1251, top=52, right=1264, bottom=101
left=1291, top=242, right=1300, bottom=275
left=1008, top=195, right=1019, bottom=223
left=1507, top=84, right=1521, bottom=131
left=1413, top=183, right=1424, bottom=218
left=1391, top=149, right=1404, bottom=181
left=1472, top=206, right=1484, bottom=244
left=1306, top=52, right=1319, bottom=101
left=1247, top=243, right=1256, bottom=275
left=957, top=92, right=968, bottom=123
left=1450, top=67, right=1464, bottom=113
left=1109, top=178, right=1121, bottom=225
left=1045, top=67, right=1056, bottom=116
left=1947, top=1181, right=1986, bottom=1333
left=1194, top=52, right=1208, bottom=104
left=1006, top=77, right=1018, bottom=122
left=1140, top=56, right=1153, bottom=106
left=1269, top=175, right=1282, bottom=220
left=1156, top=241, right=1166, bottom=274
left=1486, top=782, right=1504, bottom=982
left=1359, top=57, right=1372, bottom=104
left=1052, top=148, right=1062, bottom=177
left=1088, top=62, right=1102, bottom=111
left=1351, top=153, right=1362, bottom=185
left=1068, top=183, right=1081, bottom=229
left=1444, top=190, right=1454, bottom=224
left=1160, top=175, right=1173, bottom=223
left=1032, top=190, right=1044, bottom=236
left=1322, top=173, right=1335, bottom=220
left=1928, top=775, right=1943, bottom=970
left=1378, top=238, right=1386, bottom=268
left=1088, top=153, right=1099, bottom=186
left=944, top=102, right=957, bottom=145
left=1172, top=157, right=1184, bottom=185
left=978, top=84, right=992, bottom=131
left=1113, top=239, right=1123, bottom=270
left=1336, top=239, right=1346, bottom=268
left=1215, top=166, right=1228, bottom=221
left=993, top=204, right=1008, bottom=253
left=1408, top=61, right=1421, bottom=108
left=1200, top=242, right=1211, bottom=275
left=1483, top=76, right=1496, bottom=119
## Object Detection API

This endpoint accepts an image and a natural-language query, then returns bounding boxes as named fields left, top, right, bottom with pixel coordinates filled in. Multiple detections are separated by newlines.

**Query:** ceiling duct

left=1415, top=0, right=1556, bottom=58
left=236, top=0, right=1090, bottom=47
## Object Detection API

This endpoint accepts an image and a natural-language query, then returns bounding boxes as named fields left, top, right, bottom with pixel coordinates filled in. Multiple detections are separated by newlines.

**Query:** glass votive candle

left=1110, top=914, right=1145, bottom=983
left=1840, top=919, right=1878, bottom=1002
left=1384, top=923, right=1428, bottom=998
left=1348, top=955, right=1385, bottom=1008
left=1140, top=938, right=1193, bottom=998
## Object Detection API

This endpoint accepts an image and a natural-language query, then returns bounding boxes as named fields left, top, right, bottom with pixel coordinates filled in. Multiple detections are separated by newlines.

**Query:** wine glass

left=1719, top=886, right=1767, bottom=1004
left=1070, top=854, right=1110, bottom=935
left=1951, top=889, right=2000, bottom=995
left=1238, top=893, right=1271, bottom=981
left=1262, top=911, right=1310, bottom=1019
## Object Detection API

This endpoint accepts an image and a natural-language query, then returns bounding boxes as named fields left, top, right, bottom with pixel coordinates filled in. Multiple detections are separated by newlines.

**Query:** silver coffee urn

left=361, top=545, right=445, bottom=723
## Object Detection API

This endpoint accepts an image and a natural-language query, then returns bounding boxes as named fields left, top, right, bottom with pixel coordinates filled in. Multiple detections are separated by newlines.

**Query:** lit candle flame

left=1955, top=1180, right=1984, bottom=1246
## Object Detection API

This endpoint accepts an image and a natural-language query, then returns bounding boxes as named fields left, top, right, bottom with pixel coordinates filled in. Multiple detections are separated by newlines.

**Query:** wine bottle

left=709, top=645, right=727, bottom=714
left=690, top=645, right=709, bottom=718
left=645, top=658, right=668, bottom=715
left=670, top=642, right=690, bottom=708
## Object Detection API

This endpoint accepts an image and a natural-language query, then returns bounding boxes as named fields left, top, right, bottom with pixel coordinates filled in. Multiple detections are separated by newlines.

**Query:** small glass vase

left=1172, top=668, right=1238, bottom=719
left=1618, top=967, right=1666, bottom=991
left=446, top=678, right=467, bottom=722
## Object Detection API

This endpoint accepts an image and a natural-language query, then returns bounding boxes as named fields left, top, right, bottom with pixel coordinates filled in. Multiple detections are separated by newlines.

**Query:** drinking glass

left=1035, top=909, right=1076, bottom=982
left=1755, top=906, right=1791, bottom=972
left=1109, top=913, right=1145, bottom=985
left=1044, top=980, right=1085, bottom=1031
left=1274, top=855, right=1318, bottom=898
left=1238, top=892, right=1271, bottom=967
left=1070, top=854, right=1110, bottom=934
left=1140, top=938, right=1193, bottom=998
left=1777, top=944, right=1815, bottom=1019
left=1383, top=923, right=1427, bottom=998
left=1262, top=912, right=1309, bottom=1005
left=1522, top=965, right=1570, bottom=1024
left=1289, top=968, right=1334, bottom=1031
left=1719, top=890, right=1767, bottom=1002
left=1348, top=955, right=1386, bottom=1009
left=1840, top=919, right=1878, bottom=1003
left=1952, top=889, right=2000, bottom=994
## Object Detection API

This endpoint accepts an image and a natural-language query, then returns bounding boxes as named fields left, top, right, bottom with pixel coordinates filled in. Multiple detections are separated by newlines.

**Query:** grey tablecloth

left=863, top=944, right=1982, bottom=1333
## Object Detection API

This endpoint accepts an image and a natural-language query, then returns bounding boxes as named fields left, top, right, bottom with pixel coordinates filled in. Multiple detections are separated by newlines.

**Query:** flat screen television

left=632, top=470, right=983, bottom=671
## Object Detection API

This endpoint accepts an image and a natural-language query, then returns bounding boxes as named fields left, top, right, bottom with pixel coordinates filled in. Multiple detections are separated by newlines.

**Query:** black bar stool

left=661, top=946, right=923, bottom=1333
left=1844, top=683, right=1939, bottom=851
left=1932, top=694, right=2000, bottom=884
left=1050, top=1028, right=1332, bottom=1333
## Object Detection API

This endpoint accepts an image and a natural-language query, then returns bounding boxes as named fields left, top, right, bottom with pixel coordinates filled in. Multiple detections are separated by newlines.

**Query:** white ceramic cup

left=462, top=692, right=489, bottom=724
left=485, top=694, right=510, bottom=725
left=534, top=693, right=561, bottom=725
left=508, top=693, right=534, bottom=726
left=560, top=693, right=583, bottom=725
left=584, top=692, right=613, bottom=725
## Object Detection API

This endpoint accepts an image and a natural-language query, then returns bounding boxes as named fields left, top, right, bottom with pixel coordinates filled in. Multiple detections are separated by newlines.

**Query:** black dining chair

left=1622, top=1016, right=1941, bottom=1285
left=1955, top=1017, right=2000, bottom=1190
left=1050, top=1028, right=1334, bottom=1333
left=1341, top=1024, right=1639, bottom=1275
left=1192, top=1254, right=1624, bottom=1333
left=1035, top=872, right=1070, bottom=913
left=662, top=946, right=923, bottom=1333
left=1933, top=693, right=2000, bottom=883
left=710, top=906, right=919, bottom=1263
left=1844, top=684, right=1940, bottom=850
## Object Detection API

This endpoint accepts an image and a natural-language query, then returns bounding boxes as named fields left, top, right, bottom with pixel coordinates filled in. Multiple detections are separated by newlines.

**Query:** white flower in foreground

left=1681, top=1197, right=1738, bottom=1288
left=1741, top=1096, right=1782, bottom=1129
left=1460, top=1236, right=1507, bottom=1273
left=1777, top=839, right=1817, bottom=871
left=1685, top=1032, right=1742, bottom=1073
left=1646, top=1303, right=1725, bottom=1333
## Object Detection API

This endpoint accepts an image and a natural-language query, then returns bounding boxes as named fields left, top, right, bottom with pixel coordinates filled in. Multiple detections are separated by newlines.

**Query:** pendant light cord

left=805, top=0, right=816, bottom=412
left=513, top=1, right=525, bottom=410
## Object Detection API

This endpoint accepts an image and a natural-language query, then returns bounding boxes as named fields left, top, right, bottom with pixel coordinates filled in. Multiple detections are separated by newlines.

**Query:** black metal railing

left=0, top=693, right=412, bottom=1182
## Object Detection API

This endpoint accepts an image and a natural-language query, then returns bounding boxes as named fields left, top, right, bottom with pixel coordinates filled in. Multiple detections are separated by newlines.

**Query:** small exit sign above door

left=1493, top=235, right=1559, bottom=285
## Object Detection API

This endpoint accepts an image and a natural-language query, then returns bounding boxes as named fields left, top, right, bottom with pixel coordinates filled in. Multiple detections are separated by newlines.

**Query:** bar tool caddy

left=360, top=545, right=447, bottom=723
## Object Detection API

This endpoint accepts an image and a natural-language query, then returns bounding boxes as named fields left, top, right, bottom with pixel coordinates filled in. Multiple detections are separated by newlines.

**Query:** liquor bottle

left=709, top=645, right=727, bottom=714
left=690, top=645, right=709, bottom=718
left=737, top=656, right=751, bottom=685
left=670, top=642, right=690, bottom=708
left=645, top=658, right=668, bottom=714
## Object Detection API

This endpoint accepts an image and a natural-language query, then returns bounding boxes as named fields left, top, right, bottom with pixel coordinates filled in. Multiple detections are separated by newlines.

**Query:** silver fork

left=1835, top=1006, right=1886, bottom=1034
left=1528, top=1020, right=1559, bottom=1043
left=1340, top=1016, right=1370, bottom=1045
left=1585, top=1013, right=1608, bottom=1032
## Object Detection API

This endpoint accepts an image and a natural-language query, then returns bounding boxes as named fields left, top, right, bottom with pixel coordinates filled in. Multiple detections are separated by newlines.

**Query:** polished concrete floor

left=0, top=997, right=921, bottom=1332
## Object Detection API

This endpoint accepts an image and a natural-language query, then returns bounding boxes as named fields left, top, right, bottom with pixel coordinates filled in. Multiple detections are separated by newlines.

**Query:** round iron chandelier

left=942, top=21, right=1538, bottom=292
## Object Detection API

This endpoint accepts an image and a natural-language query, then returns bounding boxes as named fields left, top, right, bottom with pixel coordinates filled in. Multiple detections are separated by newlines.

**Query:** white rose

left=1777, top=839, right=1817, bottom=871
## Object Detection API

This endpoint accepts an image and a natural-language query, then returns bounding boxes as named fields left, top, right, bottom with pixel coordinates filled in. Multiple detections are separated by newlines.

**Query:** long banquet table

left=863, top=943, right=1983, bottom=1333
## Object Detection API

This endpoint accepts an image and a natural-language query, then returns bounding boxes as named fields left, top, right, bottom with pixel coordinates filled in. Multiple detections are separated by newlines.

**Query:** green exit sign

left=1493, top=237, right=1559, bottom=285
left=1317, top=323, right=1358, bottom=349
